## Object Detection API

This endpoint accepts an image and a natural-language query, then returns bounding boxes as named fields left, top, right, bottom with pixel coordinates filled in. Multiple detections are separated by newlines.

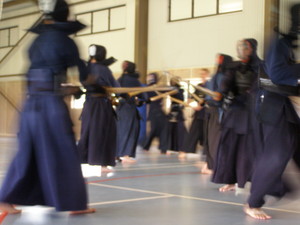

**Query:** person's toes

left=219, top=184, right=236, bottom=192
left=243, top=204, right=271, bottom=220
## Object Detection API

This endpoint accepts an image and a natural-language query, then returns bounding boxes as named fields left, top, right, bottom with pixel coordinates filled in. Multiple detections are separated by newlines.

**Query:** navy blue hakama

left=0, top=96, right=88, bottom=211
left=78, top=97, right=117, bottom=166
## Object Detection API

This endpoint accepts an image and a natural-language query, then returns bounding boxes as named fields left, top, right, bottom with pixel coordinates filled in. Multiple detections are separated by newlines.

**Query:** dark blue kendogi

left=247, top=4, right=300, bottom=208
left=78, top=45, right=119, bottom=167
left=143, top=73, right=170, bottom=154
left=182, top=85, right=206, bottom=154
left=212, top=39, right=262, bottom=188
left=116, top=61, right=144, bottom=159
left=168, top=79, right=187, bottom=152
left=203, top=54, right=233, bottom=170
left=0, top=4, right=90, bottom=211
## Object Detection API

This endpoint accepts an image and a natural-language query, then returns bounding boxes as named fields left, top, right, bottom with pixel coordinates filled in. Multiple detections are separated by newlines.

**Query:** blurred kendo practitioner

left=0, top=0, right=95, bottom=214
left=201, top=55, right=233, bottom=174
left=77, top=44, right=119, bottom=173
left=168, top=77, right=187, bottom=153
left=212, top=38, right=262, bottom=193
left=116, top=61, right=146, bottom=163
left=180, top=69, right=209, bottom=160
left=143, top=73, right=170, bottom=154
left=244, top=3, right=300, bottom=220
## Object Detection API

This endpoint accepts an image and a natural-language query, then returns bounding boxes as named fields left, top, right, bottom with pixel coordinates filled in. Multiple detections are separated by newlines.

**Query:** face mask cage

left=89, top=45, right=97, bottom=57
left=38, top=0, right=57, bottom=14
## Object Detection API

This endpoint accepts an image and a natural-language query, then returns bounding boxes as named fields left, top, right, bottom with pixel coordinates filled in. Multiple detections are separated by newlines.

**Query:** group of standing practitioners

left=194, top=3, right=300, bottom=220
left=141, top=3, right=300, bottom=220
left=78, top=51, right=145, bottom=169
left=190, top=33, right=300, bottom=220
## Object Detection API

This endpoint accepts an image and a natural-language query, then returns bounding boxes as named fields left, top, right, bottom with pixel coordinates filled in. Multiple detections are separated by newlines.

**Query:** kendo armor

left=234, top=68, right=256, bottom=95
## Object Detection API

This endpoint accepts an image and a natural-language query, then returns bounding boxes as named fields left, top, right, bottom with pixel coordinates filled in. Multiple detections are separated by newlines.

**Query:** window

left=76, top=5, right=126, bottom=36
left=170, top=0, right=192, bottom=21
left=219, top=0, right=243, bottom=13
left=194, top=0, right=217, bottom=17
left=76, top=14, right=92, bottom=35
left=0, top=26, right=18, bottom=48
left=93, top=10, right=109, bottom=32
left=169, top=0, right=243, bottom=22
left=110, top=6, right=126, bottom=30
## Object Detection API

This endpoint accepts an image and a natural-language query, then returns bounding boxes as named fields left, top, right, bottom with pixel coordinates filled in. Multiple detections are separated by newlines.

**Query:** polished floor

left=0, top=137, right=300, bottom=225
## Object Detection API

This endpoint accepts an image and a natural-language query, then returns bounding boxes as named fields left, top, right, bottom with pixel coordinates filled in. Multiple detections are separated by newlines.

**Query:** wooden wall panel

left=0, top=91, right=8, bottom=135
left=0, top=79, right=25, bottom=136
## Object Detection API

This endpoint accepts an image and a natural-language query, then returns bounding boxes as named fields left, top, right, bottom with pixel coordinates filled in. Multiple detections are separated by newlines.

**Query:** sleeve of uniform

left=106, top=69, right=120, bottom=87
left=64, top=38, right=88, bottom=82
left=94, top=66, right=120, bottom=87
left=136, top=80, right=147, bottom=100
left=267, top=38, right=300, bottom=86
left=218, top=68, right=234, bottom=95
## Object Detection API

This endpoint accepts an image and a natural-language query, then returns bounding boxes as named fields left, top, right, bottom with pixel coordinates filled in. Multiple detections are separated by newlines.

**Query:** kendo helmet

left=123, top=61, right=136, bottom=73
left=216, top=54, right=233, bottom=73
left=39, top=0, right=69, bottom=22
left=88, top=45, right=107, bottom=62
left=147, top=72, right=158, bottom=85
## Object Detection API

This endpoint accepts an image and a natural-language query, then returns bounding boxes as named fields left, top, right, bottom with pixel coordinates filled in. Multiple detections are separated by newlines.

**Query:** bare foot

left=201, top=163, right=213, bottom=175
left=219, top=184, right=236, bottom=192
left=178, top=152, right=186, bottom=159
left=0, top=203, right=21, bottom=214
left=70, top=208, right=96, bottom=215
left=101, top=167, right=114, bottom=173
left=194, top=161, right=206, bottom=170
left=243, top=204, right=271, bottom=220
left=121, top=156, right=136, bottom=164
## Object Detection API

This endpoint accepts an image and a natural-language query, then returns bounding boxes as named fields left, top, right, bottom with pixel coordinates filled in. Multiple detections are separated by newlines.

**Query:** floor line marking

left=89, top=195, right=173, bottom=206
left=171, top=195, right=300, bottom=215
left=91, top=183, right=300, bottom=215
left=0, top=212, right=8, bottom=224
left=91, top=183, right=174, bottom=195
left=113, top=163, right=201, bottom=172
left=87, top=171, right=202, bottom=184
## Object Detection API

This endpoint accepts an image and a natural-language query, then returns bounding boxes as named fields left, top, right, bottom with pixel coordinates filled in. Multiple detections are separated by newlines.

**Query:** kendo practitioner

left=212, top=38, right=262, bottom=193
left=0, top=0, right=95, bottom=215
left=244, top=4, right=300, bottom=220
left=143, top=73, right=170, bottom=154
left=168, top=77, right=188, bottom=154
left=201, top=55, right=233, bottom=174
left=77, top=44, right=119, bottom=173
left=180, top=69, right=209, bottom=160
left=116, top=61, right=145, bottom=163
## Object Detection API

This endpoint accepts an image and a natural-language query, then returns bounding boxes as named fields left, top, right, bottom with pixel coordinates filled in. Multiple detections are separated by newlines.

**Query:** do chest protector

left=234, top=69, right=256, bottom=95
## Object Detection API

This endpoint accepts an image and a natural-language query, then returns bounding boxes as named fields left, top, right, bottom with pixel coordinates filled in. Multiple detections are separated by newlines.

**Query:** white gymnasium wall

left=147, top=0, right=265, bottom=72
left=0, top=5, right=40, bottom=76
left=70, top=0, right=136, bottom=76
left=0, top=0, right=136, bottom=77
